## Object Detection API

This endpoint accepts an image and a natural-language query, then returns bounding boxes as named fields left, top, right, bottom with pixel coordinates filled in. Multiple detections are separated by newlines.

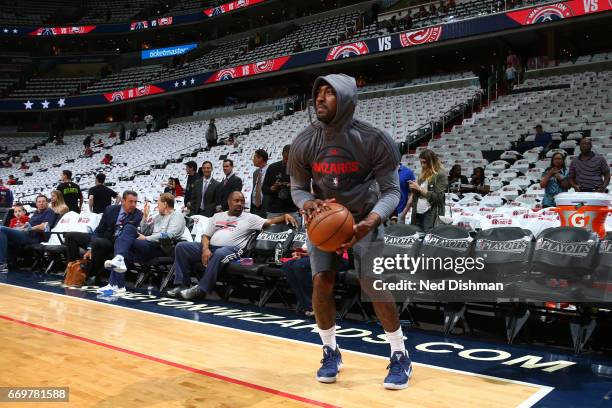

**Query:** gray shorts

left=307, top=225, right=384, bottom=277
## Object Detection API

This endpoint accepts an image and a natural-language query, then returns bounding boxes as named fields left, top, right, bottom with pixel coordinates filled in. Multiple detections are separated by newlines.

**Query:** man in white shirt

left=250, top=148, right=268, bottom=218
left=170, top=191, right=297, bottom=299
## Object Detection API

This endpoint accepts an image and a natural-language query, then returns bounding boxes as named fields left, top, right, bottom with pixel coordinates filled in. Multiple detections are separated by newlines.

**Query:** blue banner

left=141, top=43, right=198, bottom=60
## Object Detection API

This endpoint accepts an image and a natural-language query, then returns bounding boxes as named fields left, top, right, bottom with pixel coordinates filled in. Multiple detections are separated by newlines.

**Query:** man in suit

left=190, top=161, right=221, bottom=217
left=64, top=190, right=143, bottom=285
left=215, top=159, right=243, bottom=212
left=250, top=149, right=268, bottom=218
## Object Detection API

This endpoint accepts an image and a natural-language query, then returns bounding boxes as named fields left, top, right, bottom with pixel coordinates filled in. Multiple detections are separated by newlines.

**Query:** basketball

left=307, top=203, right=355, bottom=252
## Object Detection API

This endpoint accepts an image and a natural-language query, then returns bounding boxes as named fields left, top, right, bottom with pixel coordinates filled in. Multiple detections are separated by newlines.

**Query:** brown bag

left=64, top=260, right=88, bottom=287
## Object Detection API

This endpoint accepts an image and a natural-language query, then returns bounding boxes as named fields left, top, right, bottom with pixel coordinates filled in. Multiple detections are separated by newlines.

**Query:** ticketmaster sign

left=141, top=43, right=197, bottom=60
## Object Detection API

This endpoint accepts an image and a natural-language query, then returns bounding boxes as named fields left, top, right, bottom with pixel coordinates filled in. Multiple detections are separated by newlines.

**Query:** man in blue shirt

left=0, top=194, right=57, bottom=272
left=533, top=124, right=552, bottom=151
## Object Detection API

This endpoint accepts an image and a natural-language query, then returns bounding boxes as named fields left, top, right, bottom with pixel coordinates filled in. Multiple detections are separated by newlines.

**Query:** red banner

left=399, top=26, right=443, bottom=48
left=29, top=26, right=96, bottom=36
left=203, top=0, right=266, bottom=17
left=103, top=85, right=165, bottom=103
left=325, top=41, right=370, bottom=61
left=506, top=0, right=611, bottom=25
left=205, top=56, right=290, bottom=83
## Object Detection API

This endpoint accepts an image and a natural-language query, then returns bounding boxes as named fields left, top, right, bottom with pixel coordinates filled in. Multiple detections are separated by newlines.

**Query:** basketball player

left=288, top=74, right=411, bottom=389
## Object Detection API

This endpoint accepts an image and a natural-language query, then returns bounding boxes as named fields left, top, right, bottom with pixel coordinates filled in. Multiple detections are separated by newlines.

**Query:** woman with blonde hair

left=405, top=149, right=448, bottom=230
left=50, top=190, right=70, bottom=216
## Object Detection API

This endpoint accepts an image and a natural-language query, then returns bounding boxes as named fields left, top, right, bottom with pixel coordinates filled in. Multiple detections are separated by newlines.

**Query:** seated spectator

left=84, top=146, right=93, bottom=157
left=293, top=40, right=303, bottom=53
left=6, top=175, right=17, bottom=185
left=469, top=167, right=491, bottom=194
left=533, top=124, right=552, bottom=151
left=83, top=134, right=92, bottom=148
left=448, top=164, right=468, bottom=192
left=102, top=193, right=186, bottom=296
left=281, top=246, right=350, bottom=316
left=31, top=155, right=40, bottom=163
left=407, top=149, right=448, bottom=231
left=163, top=177, right=183, bottom=197
left=19, top=162, right=29, bottom=170
left=540, top=152, right=569, bottom=207
left=168, top=191, right=297, bottom=299
left=64, top=191, right=143, bottom=285
left=0, top=195, right=57, bottom=272
left=101, top=154, right=113, bottom=165
left=0, top=179, right=13, bottom=208
left=569, top=137, right=610, bottom=193
left=8, top=205, right=29, bottom=228
left=1, top=160, right=11, bottom=168
left=96, top=138, right=104, bottom=148
left=418, top=5, right=428, bottom=17
left=109, top=130, right=117, bottom=138
left=50, top=190, right=70, bottom=216
left=356, top=74, right=366, bottom=88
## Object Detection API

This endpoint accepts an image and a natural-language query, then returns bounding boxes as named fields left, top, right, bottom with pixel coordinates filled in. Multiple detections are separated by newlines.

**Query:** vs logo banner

left=103, top=85, right=165, bottom=103
left=506, top=0, right=611, bottom=25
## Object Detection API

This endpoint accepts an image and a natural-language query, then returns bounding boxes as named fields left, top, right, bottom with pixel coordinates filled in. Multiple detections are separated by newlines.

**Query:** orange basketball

left=307, top=203, right=355, bottom=252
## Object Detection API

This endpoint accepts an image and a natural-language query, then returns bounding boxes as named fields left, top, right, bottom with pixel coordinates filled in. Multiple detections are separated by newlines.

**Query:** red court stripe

left=0, top=314, right=340, bottom=408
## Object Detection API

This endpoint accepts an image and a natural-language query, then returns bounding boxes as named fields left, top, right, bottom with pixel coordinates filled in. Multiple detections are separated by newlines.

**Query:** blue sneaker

left=316, top=346, right=343, bottom=383
left=383, top=351, right=413, bottom=390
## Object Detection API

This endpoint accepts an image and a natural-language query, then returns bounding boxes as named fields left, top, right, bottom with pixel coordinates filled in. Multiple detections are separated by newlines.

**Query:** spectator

left=506, top=64, right=517, bottom=90
left=506, top=49, right=520, bottom=69
left=109, top=130, right=116, bottom=138
left=407, top=149, right=448, bottom=231
left=469, top=167, right=491, bottom=194
left=31, top=155, right=40, bottom=163
left=448, top=164, right=468, bottom=192
left=6, top=175, right=17, bottom=185
left=206, top=118, right=218, bottom=149
left=533, top=124, right=553, bottom=152
left=83, top=134, right=92, bottom=148
left=216, top=159, right=243, bottom=212
left=64, top=191, right=143, bottom=285
left=569, top=138, right=610, bottom=193
left=84, top=146, right=93, bottom=157
left=57, top=170, right=83, bottom=213
left=0, top=195, right=57, bottom=272
left=190, top=161, right=221, bottom=217
left=541, top=152, right=569, bottom=207
left=250, top=148, right=269, bottom=218
left=0, top=179, right=13, bottom=208
left=262, top=144, right=300, bottom=223
left=168, top=191, right=297, bottom=299
left=102, top=193, right=186, bottom=296
left=119, top=123, right=126, bottom=143
left=101, top=154, right=113, bottom=165
left=164, top=177, right=183, bottom=197
left=397, top=164, right=416, bottom=223
left=128, top=121, right=138, bottom=140
left=282, top=248, right=350, bottom=316
left=19, top=162, right=29, bottom=170
left=50, top=190, right=70, bottom=216
left=8, top=205, right=29, bottom=228
left=96, top=138, right=104, bottom=148
left=144, top=114, right=154, bottom=133
left=477, top=65, right=490, bottom=97
left=88, top=173, right=119, bottom=214
left=184, top=161, right=199, bottom=208
left=293, top=40, right=303, bottom=53
left=356, top=75, right=366, bottom=88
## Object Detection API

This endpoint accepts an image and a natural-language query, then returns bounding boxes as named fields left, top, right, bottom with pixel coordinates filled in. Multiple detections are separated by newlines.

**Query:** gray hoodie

left=288, top=74, right=400, bottom=222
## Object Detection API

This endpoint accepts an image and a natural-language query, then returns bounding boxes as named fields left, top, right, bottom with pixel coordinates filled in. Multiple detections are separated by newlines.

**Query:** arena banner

left=28, top=26, right=97, bottom=36
left=203, top=0, right=266, bottom=17
left=205, top=56, right=291, bottom=83
left=0, top=0, right=609, bottom=111
left=102, top=84, right=166, bottom=103
left=1, top=0, right=267, bottom=37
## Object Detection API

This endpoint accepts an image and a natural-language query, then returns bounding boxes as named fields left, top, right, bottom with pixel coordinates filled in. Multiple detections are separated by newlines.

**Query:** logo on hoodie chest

left=326, top=42, right=370, bottom=61
left=312, top=146, right=361, bottom=190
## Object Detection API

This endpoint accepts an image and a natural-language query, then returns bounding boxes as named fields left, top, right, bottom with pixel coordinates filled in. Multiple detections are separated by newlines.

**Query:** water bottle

left=274, top=242, right=283, bottom=265
left=44, top=223, right=50, bottom=233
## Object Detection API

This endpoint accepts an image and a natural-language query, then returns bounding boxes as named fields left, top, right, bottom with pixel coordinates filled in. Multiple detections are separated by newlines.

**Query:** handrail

left=405, top=90, right=482, bottom=148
